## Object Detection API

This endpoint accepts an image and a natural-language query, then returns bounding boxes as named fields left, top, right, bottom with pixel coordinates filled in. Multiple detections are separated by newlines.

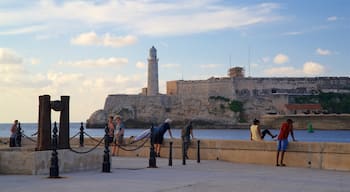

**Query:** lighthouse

left=147, top=46, right=159, bottom=96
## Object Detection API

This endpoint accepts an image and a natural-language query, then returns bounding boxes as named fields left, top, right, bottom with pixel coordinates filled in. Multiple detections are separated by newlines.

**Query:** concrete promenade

left=1, top=157, right=349, bottom=192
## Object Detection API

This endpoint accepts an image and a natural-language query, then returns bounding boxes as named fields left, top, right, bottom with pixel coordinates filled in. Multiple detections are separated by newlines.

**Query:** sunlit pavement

left=1, top=157, right=349, bottom=192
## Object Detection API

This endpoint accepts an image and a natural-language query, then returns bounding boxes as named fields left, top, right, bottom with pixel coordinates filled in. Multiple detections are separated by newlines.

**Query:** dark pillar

left=16, top=122, right=22, bottom=147
left=37, top=95, right=51, bottom=151
left=168, top=141, right=173, bottom=166
left=182, top=140, right=186, bottom=165
left=197, top=140, right=201, bottom=163
left=79, top=122, right=84, bottom=147
left=49, top=122, right=59, bottom=178
left=102, top=124, right=111, bottom=173
left=148, top=124, right=157, bottom=168
left=58, top=96, right=70, bottom=149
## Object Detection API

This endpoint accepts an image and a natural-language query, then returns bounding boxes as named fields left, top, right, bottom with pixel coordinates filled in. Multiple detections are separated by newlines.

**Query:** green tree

left=229, top=100, right=243, bottom=113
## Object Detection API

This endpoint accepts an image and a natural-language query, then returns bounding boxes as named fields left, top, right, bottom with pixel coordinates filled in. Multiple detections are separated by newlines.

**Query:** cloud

left=0, top=25, right=47, bottom=35
left=0, top=1, right=281, bottom=36
left=263, top=61, right=325, bottom=77
left=316, top=48, right=331, bottom=56
left=282, top=31, right=304, bottom=36
left=327, top=16, right=337, bottom=21
left=71, top=32, right=137, bottom=47
left=273, top=54, right=289, bottom=64
left=161, top=63, right=180, bottom=68
left=0, top=48, right=25, bottom=84
left=58, top=57, right=128, bottom=68
left=303, top=61, right=325, bottom=75
left=261, top=57, right=270, bottom=63
left=264, top=67, right=301, bottom=76
left=136, top=61, right=146, bottom=69
left=200, top=64, right=220, bottom=69
left=29, top=58, right=41, bottom=65
left=0, top=48, right=23, bottom=64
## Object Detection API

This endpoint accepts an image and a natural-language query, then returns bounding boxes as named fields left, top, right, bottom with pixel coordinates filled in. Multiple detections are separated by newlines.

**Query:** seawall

left=115, top=139, right=350, bottom=171
left=1, top=137, right=349, bottom=174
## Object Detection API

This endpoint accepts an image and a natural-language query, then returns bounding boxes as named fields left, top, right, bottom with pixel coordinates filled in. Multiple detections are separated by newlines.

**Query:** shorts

left=277, top=139, right=288, bottom=151
left=108, top=136, right=114, bottom=144
left=154, top=134, right=164, bottom=144
left=114, top=134, right=124, bottom=145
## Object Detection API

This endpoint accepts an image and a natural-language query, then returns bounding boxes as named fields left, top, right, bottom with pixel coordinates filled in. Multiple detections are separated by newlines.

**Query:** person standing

left=9, top=120, right=18, bottom=147
left=154, top=118, right=173, bottom=157
left=276, top=119, right=296, bottom=166
left=112, top=115, right=125, bottom=156
left=181, top=120, right=194, bottom=159
left=107, top=116, right=115, bottom=144
left=250, top=119, right=276, bottom=141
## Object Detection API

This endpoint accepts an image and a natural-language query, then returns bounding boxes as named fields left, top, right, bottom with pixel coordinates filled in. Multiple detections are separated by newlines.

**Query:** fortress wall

left=175, top=78, right=233, bottom=100
left=316, top=77, right=350, bottom=91
left=177, top=81, right=209, bottom=99
left=166, top=81, right=178, bottom=95
left=232, top=78, right=319, bottom=97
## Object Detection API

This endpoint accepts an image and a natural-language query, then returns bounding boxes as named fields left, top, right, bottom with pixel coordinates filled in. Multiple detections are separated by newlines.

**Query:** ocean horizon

left=1, top=122, right=350, bottom=143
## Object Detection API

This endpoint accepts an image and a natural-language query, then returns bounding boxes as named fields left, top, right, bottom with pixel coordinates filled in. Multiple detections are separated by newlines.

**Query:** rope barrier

left=68, top=137, right=104, bottom=154
left=21, top=132, right=37, bottom=143
left=69, top=132, right=80, bottom=140
left=114, top=138, right=149, bottom=152
left=83, top=132, right=101, bottom=143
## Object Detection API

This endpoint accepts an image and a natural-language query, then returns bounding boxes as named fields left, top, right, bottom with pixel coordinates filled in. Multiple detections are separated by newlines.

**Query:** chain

left=114, top=138, right=149, bottom=151
left=68, top=137, right=104, bottom=154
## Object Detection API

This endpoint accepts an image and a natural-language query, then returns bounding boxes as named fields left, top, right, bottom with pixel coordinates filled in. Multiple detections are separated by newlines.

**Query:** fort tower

left=147, top=46, right=159, bottom=96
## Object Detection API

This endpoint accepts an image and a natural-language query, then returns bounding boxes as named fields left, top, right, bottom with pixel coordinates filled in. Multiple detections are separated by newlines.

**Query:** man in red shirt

left=276, top=119, right=296, bottom=166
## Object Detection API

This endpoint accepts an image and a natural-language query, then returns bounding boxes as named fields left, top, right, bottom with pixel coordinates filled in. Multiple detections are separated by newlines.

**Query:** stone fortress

left=87, top=46, right=350, bottom=129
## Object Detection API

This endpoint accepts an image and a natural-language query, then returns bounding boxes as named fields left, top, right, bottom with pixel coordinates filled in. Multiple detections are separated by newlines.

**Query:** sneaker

left=272, top=134, right=277, bottom=139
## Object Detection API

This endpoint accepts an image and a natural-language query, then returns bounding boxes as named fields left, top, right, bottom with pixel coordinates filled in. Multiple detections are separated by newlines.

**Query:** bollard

left=79, top=122, right=84, bottom=147
left=49, top=122, right=59, bottom=178
left=102, top=124, right=111, bottom=173
left=197, top=140, right=200, bottom=163
left=168, top=141, right=173, bottom=166
left=148, top=124, right=157, bottom=168
left=16, top=122, right=22, bottom=147
left=182, top=140, right=186, bottom=165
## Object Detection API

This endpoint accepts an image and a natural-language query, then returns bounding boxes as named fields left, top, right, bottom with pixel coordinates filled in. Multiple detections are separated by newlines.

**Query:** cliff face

left=86, top=94, right=235, bottom=128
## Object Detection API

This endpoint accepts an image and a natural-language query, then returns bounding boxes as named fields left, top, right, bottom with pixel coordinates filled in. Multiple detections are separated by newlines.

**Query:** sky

left=0, top=0, right=349, bottom=123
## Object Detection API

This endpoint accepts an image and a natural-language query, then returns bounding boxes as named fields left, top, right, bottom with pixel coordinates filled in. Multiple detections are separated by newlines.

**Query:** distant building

left=228, top=67, right=244, bottom=78
left=147, top=46, right=159, bottom=96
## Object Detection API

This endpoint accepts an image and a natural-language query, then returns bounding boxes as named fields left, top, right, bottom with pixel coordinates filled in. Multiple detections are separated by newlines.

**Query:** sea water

left=0, top=122, right=350, bottom=143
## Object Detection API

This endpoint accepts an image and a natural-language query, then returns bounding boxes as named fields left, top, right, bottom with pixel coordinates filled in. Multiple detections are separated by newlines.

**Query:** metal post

left=148, top=124, right=157, bottom=168
left=37, top=95, right=52, bottom=151
left=79, top=122, right=84, bottom=147
left=168, top=141, right=173, bottom=166
left=16, top=122, right=22, bottom=147
left=197, top=140, right=200, bottom=163
left=182, top=140, right=186, bottom=165
left=49, top=122, right=59, bottom=178
left=102, top=124, right=111, bottom=173
left=58, top=96, right=70, bottom=149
